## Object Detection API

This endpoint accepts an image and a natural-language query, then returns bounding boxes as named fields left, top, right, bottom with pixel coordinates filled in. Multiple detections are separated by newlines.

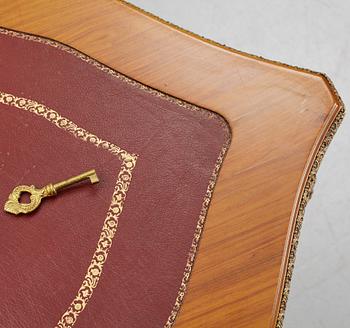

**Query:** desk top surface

left=0, top=1, right=344, bottom=327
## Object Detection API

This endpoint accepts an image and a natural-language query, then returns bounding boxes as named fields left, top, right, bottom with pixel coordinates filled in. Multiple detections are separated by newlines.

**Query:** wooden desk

left=0, top=1, right=344, bottom=327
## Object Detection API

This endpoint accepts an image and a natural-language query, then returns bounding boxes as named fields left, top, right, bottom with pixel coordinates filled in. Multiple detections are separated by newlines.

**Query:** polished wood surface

left=0, top=1, right=343, bottom=327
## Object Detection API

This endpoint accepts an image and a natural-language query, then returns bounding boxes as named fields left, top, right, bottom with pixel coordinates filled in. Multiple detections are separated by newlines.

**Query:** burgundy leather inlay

left=0, top=29, right=230, bottom=328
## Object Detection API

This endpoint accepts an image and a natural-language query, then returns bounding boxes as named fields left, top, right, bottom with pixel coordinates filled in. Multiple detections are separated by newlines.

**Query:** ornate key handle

left=4, top=169, right=99, bottom=215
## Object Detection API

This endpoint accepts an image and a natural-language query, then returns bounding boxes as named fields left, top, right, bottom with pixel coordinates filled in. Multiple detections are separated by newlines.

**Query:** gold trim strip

left=0, top=91, right=138, bottom=328
left=165, top=142, right=228, bottom=327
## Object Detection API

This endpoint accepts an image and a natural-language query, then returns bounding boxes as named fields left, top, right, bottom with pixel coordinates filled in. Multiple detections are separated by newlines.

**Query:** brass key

left=4, top=169, right=99, bottom=215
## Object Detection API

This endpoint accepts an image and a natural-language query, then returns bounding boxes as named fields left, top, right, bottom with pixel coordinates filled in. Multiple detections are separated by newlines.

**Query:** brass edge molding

left=0, top=28, right=231, bottom=328
left=119, top=1, right=344, bottom=93
left=276, top=107, right=345, bottom=327
left=0, top=91, right=138, bottom=327
left=117, top=2, right=346, bottom=327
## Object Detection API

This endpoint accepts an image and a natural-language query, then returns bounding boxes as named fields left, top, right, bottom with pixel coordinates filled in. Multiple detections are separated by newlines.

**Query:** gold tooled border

left=116, top=2, right=346, bottom=326
left=0, top=27, right=232, bottom=328
left=0, top=91, right=138, bottom=327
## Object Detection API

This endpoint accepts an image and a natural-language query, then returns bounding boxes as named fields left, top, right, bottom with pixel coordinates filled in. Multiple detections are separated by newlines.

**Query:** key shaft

left=53, top=169, right=99, bottom=192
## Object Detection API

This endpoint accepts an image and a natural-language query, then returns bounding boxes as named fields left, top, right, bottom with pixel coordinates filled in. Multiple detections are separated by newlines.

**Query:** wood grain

left=0, top=1, right=343, bottom=327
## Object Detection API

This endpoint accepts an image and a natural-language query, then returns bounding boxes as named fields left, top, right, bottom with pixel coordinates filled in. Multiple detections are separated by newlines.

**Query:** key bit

left=4, top=169, right=99, bottom=215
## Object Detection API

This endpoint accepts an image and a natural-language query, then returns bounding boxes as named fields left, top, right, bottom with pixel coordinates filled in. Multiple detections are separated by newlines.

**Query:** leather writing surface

left=0, top=28, right=230, bottom=328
